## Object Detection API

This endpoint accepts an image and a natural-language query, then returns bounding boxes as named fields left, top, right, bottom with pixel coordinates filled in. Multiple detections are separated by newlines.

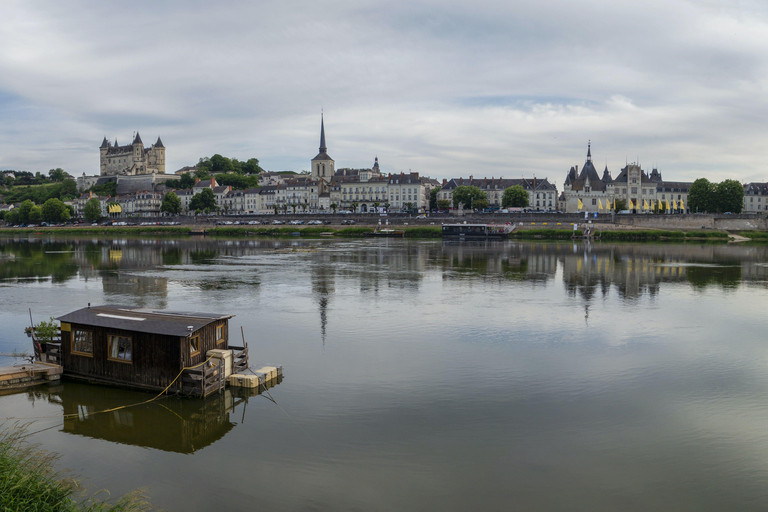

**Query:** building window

left=592, top=199, right=597, bottom=205
left=72, top=330, right=93, bottom=356
left=631, top=187, right=637, bottom=194
left=190, top=335, right=200, bottom=356
left=216, top=324, right=224, bottom=344
left=108, top=334, right=132, bottom=363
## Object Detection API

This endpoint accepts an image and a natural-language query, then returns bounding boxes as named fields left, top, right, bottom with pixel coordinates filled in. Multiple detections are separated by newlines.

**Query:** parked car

left=272, top=220, right=284, bottom=225
left=341, top=219, right=357, bottom=225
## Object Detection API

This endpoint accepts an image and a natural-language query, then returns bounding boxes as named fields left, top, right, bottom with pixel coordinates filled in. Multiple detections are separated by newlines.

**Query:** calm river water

left=2, top=235, right=768, bottom=511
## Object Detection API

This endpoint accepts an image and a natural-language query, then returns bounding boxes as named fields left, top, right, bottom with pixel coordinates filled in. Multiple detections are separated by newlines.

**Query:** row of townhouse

left=437, top=176, right=559, bottom=211
left=70, top=190, right=164, bottom=217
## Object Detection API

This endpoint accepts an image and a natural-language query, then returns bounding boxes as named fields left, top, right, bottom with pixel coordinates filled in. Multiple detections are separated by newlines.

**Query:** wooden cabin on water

left=56, top=305, right=234, bottom=394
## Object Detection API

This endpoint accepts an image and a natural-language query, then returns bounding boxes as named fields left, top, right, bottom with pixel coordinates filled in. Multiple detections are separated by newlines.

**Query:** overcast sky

left=0, top=0, right=767, bottom=184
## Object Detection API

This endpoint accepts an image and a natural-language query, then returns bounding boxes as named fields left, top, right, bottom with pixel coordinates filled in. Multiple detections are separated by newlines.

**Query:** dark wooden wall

left=180, top=321, right=229, bottom=369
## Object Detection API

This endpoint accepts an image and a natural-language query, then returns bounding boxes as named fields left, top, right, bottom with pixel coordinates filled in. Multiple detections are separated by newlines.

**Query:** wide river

left=2, top=235, right=768, bottom=511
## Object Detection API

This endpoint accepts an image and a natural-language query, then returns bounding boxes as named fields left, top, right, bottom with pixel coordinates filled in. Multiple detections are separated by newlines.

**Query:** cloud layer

left=1, top=0, right=767, bottom=184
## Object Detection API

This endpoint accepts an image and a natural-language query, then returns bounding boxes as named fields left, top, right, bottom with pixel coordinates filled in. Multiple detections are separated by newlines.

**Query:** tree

left=48, top=168, right=68, bottom=182
left=291, top=203, right=297, bottom=214
left=403, top=202, right=415, bottom=212
left=437, top=199, right=451, bottom=210
left=350, top=202, right=358, bottom=213
left=714, top=179, right=744, bottom=213
left=17, top=200, right=35, bottom=224
left=189, top=188, right=216, bottom=211
left=429, top=188, right=439, bottom=211
left=29, top=205, right=42, bottom=223
left=688, top=178, right=715, bottom=213
left=84, top=198, right=102, bottom=222
left=5, top=209, right=19, bottom=225
left=501, top=185, right=529, bottom=208
left=330, top=203, right=337, bottom=214
left=41, top=198, right=70, bottom=223
left=613, top=199, right=628, bottom=212
left=372, top=202, right=380, bottom=212
left=161, top=192, right=182, bottom=215
left=452, top=185, right=488, bottom=210
left=241, top=158, right=263, bottom=175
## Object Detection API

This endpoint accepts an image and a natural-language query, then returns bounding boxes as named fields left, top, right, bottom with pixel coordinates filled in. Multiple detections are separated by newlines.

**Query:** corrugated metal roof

left=57, top=305, right=233, bottom=337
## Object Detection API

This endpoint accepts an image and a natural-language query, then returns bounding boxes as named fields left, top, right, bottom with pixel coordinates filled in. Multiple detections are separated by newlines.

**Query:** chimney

left=442, top=179, right=447, bottom=186
left=210, top=177, right=215, bottom=187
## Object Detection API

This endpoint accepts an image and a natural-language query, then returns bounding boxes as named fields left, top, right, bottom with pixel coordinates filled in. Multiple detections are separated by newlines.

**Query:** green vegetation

left=42, top=198, right=71, bottom=223
left=510, top=229, right=581, bottom=239
left=83, top=198, right=102, bottom=223
left=160, top=192, right=181, bottom=215
left=452, top=185, right=488, bottom=210
left=195, top=154, right=263, bottom=177
left=613, top=198, right=628, bottom=212
left=0, top=422, right=150, bottom=511
left=502, top=185, right=529, bottom=208
left=33, top=317, right=59, bottom=344
left=189, top=188, right=216, bottom=212
left=1, top=179, right=78, bottom=205
left=687, top=178, right=744, bottom=213
left=88, top=181, right=117, bottom=198
left=429, top=188, right=439, bottom=211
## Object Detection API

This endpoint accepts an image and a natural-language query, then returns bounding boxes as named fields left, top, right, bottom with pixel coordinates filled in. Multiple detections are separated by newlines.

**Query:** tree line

left=688, top=178, right=744, bottom=213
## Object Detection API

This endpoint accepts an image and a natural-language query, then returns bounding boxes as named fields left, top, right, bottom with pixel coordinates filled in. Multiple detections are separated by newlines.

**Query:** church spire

left=587, top=140, right=592, bottom=161
left=319, top=114, right=327, bottom=153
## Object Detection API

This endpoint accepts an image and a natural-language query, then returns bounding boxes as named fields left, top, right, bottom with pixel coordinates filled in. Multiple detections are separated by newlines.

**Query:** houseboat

left=55, top=305, right=245, bottom=396
left=442, top=223, right=515, bottom=240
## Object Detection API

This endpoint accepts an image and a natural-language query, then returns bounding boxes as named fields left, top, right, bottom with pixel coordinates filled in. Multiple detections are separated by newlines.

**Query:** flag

left=607, top=199, right=612, bottom=210
left=671, top=199, right=677, bottom=210
left=680, top=198, right=685, bottom=210
left=665, top=200, right=669, bottom=210
left=578, top=198, right=583, bottom=210
left=644, top=199, right=649, bottom=210
left=598, top=198, right=603, bottom=210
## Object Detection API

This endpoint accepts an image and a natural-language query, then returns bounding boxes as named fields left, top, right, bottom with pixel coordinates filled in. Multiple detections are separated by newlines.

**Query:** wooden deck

left=0, top=362, right=62, bottom=392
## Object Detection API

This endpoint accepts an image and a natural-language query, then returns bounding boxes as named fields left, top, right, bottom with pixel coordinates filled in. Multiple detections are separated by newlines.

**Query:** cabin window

left=190, top=335, right=200, bottom=356
left=216, top=324, right=225, bottom=345
left=108, top=334, right=132, bottom=363
left=72, top=330, right=93, bottom=356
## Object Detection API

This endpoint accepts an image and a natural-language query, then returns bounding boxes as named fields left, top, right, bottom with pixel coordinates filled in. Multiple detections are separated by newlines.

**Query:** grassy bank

left=597, top=230, right=728, bottom=241
left=0, top=423, right=149, bottom=511
left=510, top=229, right=582, bottom=239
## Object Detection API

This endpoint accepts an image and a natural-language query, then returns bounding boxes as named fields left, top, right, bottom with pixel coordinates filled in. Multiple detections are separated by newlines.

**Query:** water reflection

left=23, top=379, right=281, bottom=453
left=1, top=236, right=767, bottom=301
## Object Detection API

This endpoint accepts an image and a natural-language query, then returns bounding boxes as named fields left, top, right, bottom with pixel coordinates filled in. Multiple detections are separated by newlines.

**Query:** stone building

left=563, top=143, right=690, bottom=213
left=100, top=132, right=165, bottom=176
left=743, top=183, right=768, bottom=213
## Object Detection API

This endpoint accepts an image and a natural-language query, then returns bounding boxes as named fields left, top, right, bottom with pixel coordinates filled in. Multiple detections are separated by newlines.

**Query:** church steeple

left=319, top=114, right=327, bottom=153
left=587, top=140, right=592, bottom=162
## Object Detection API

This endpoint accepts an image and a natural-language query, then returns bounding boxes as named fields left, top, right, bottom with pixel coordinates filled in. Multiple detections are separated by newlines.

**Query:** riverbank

left=0, top=422, right=149, bottom=511
left=0, top=224, right=765, bottom=242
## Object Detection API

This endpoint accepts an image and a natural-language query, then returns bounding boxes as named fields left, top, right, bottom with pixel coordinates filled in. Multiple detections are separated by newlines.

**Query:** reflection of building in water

left=439, top=242, right=557, bottom=283
left=311, top=260, right=335, bottom=346
left=101, top=273, right=168, bottom=308
left=53, top=380, right=280, bottom=453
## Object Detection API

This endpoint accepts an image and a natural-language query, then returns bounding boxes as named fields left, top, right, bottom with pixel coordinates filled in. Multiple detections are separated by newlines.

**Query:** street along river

left=1, top=235, right=768, bottom=511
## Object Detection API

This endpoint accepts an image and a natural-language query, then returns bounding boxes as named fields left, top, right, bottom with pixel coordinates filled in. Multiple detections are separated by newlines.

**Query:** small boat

left=442, top=223, right=514, bottom=239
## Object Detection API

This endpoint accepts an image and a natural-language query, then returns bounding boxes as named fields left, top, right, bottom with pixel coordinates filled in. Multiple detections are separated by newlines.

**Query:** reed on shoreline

left=0, top=422, right=150, bottom=511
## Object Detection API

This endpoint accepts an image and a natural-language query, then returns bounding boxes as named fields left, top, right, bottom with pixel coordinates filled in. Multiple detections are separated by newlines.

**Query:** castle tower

left=132, top=132, right=144, bottom=174
left=99, top=137, right=109, bottom=175
left=153, top=136, right=166, bottom=174
left=311, top=114, right=334, bottom=184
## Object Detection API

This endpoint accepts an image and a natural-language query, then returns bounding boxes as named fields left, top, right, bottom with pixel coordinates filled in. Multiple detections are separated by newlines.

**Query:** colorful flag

left=598, top=198, right=603, bottom=210
left=644, top=199, right=649, bottom=210
left=578, top=198, right=583, bottom=210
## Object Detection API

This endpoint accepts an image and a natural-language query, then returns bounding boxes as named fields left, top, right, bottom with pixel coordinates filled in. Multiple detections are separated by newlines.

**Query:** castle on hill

left=99, top=132, right=165, bottom=176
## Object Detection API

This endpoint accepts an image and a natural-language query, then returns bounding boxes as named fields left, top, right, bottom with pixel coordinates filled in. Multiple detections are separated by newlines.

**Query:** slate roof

left=744, top=182, right=768, bottom=195
left=57, top=305, right=233, bottom=338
